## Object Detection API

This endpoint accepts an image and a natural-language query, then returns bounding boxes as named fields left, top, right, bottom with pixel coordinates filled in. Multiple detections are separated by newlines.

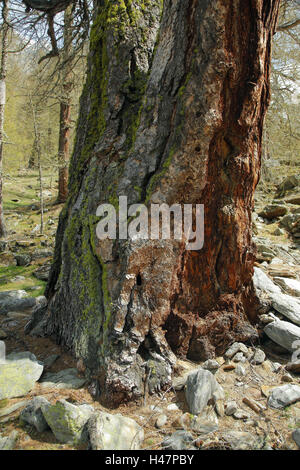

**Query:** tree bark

left=0, top=0, right=9, bottom=238
left=57, top=4, right=72, bottom=203
left=28, top=0, right=280, bottom=406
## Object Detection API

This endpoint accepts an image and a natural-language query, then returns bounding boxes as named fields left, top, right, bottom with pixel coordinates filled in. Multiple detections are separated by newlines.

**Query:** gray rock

left=202, top=359, right=220, bottom=371
left=87, top=411, right=144, bottom=450
left=0, top=352, right=44, bottom=399
left=225, top=401, right=238, bottom=416
left=258, top=204, right=288, bottom=220
left=0, top=431, right=18, bottom=450
left=162, top=431, right=196, bottom=450
left=268, top=384, right=300, bottom=409
left=41, top=399, right=94, bottom=444
left=235, top=364, right=246, bottom=376
left=44, top=354, right=60, bottom=369
left=253, top=267, right=281, bottom=295
left=14, top=253, right=31, bottom=267
left=269, top=293, right=300, bottom=325
left=155, top=414, right=167, bottom=428
left=191, top=406, right=218, bottom=434
left=220, top=431, right=263, bottom=450
left=39, top=368, right=86, bottom=390
left=233, top=352, right=246, bottom=363
left=252, top=349, right=266, bottom=365
left=0, top=399, right=29, bottom=418
left=225, top=342, right=249, bottom=359
left=264, top=320, right=300, bottom=352
left=166, top=403, right=179, bottom=411
left=20, top=396, right=50, bottom=432
left=292, top=428, right=300, bottom=448
left=233, top=409, right=251, bottom=420
left=274, top=277, right=300, bottom=297
left=185, top=368, right=224, bottom=415
left=0, top=290, right=36, bottom=315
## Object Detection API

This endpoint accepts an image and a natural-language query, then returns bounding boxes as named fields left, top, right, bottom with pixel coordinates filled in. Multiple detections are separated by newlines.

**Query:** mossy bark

left=28, top=0, right=280, bottom=406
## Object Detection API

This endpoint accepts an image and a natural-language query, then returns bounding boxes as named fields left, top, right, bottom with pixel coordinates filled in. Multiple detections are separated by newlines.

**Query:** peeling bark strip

left=31, top=0, right=280, bottom=405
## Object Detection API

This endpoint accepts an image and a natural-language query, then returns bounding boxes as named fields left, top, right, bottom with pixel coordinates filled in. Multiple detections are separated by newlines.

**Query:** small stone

left=268, top=384, right=300, bottom=409
left=215, top=400, right=225, bottom=417
left=235, top=364, right=246, bottom=377
left=225, top=401, right=238, bottom=416
left=0, top=431, right=18, bottom=450
left=20, top=397, right=50, bottom=432
left=155, top=414, right=167, bottom=428
left=202, top=359, right=220, bottom=371
left=225, top=342, right=248, bottom=359
left=233, top=409, right=251, bottom=420
left=252, top=349, right=266, bottom=365
left=185, top=368, right=224, bottom=415
left=233, top=352, right=245, bottom=363
left=191, top=406, right=218, bottom=434
left=39, top=368, right=86, bottom=390
left=167, top=403, right=179, bottom=411
left=162, top=431, right=196, bottom=450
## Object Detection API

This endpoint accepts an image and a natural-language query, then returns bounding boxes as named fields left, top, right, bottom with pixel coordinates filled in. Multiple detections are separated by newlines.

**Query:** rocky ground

left=0, top=169, right=300, bottom=451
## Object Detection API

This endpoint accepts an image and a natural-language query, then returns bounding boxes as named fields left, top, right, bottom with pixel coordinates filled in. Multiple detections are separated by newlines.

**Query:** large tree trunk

left=0, top=0, right=9, bottom=238
left=57, top=4, right=73, bottom=203
left=28, top=0, right=280, bottom=406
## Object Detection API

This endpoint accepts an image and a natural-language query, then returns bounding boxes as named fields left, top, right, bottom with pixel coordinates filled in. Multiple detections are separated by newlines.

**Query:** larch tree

left=0, top=0, right=9, bottom=238
left=26, top=0, right=280, bottom=406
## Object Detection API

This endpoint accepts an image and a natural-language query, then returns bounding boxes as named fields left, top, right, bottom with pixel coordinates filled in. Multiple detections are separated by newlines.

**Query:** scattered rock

left=0, top=399, right=29, bottom=418
left=44, top=354, right=60, bottom=369
left=233, top=352, right=246, bottom=363
left=252, top=349, right=266, bottom=365
left=220, top=431, right=263, bottom=450
left=191, top=406, right=218, bottom=434
left=264, top=320, right=300, bottom=352
left=235, top=364, right=246, bottom=376
left=202, top=359, right=220, bottom=371
left=88, top=411, right=144, bottom=450
left=14, top=253, right=31, bottom=267
left=225, top=401, right=238, bottom=416
left=268, top=384, right=300, bottom=409
left=20, top=397, right=50, bottom=432
left=39, top=368, right=86, bottom=390
left=155, top=414, right=167, bottom=429
left=269, top=293, right=300, bottom=325
left=273, top=277, right=300, bottom=298
left=0, top=352, right=44, bottom=399
left=0, top=431, right=18, bottom=450
left=166, top=403, right=179, bottom=411
left=162, top=431, right=195, bottom=450
left=233, top=409, right=251, bottom=420
left=225, top=342, right=249, bottom=359
left=253, top=267, right=282, bottom=295
left=0, top=290, right=36, bottom=315
left=185, top=368, right=224, bottom=415
left=42, top=399, right=94, bottom=444
left=258, top=204, right=288, bottom=220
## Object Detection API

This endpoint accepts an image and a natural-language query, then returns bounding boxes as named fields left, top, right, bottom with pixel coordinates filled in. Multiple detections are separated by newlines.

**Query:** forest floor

left=0, top=165, right=300, bottom=450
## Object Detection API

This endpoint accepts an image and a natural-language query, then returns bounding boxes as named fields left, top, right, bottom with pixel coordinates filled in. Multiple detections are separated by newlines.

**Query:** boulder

left=185, top=368, right=224, bottom=415
left=253, top=267, right=281, bottom=295
left=268, top=384, right=300, bottom=409
left=0, top=352, right=44, bottom=399
left=269, top=293, right=300, bottom=326
left=273, top=277, right=300, bottom=298
left=264, top=320, right=300, bottom=352
left=0, top=290, right=35, bottom=315
left=39, top=368, right=86, bottom=390
left=20, top=396, right=50, bottom=432
left=41, top=399, right=94, bottom=444
left=88, top=411, right=144, bottom=450
left=258, top=204, right=288, bottom=220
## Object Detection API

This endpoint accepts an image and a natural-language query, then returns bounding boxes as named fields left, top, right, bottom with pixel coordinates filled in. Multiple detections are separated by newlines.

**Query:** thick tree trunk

left=28, top=0, right=280, bottom=406
left=57, top=4, right=72, bottom=203
left=0, top=0, right=9, bottom=238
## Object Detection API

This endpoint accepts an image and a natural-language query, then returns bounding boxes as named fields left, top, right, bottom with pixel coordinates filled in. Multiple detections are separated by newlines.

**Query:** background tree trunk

left=57, top=4, right=73, bottom=203
left=0, top=0, right=9, bottom=238
left=28, top=0, right=280, bottom=406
